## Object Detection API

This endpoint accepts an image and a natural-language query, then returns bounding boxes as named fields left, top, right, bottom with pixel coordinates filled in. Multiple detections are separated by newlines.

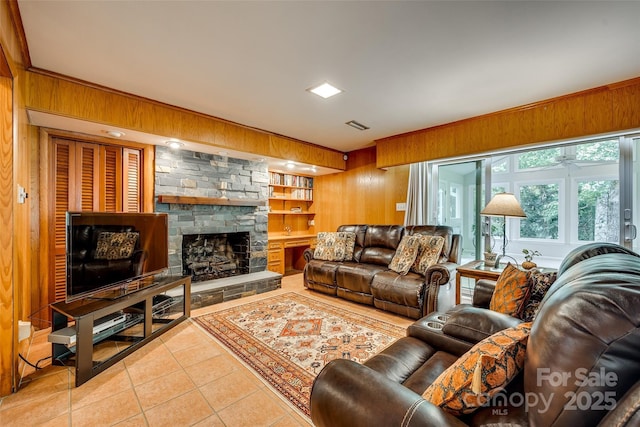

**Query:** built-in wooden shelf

left=157, top=195, right=267, bottom=207
left=269, top=210, right=315, bottom=215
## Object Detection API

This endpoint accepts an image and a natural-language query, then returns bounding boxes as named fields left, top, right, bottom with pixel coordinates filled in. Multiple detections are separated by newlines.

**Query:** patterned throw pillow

left=489, top=263, right=530, bottom=317
left=95, top=232, right=139, bottom=260
left=520, top=270, right=558, bottom=322
left=422, top=322, right=532, bottom=415
left=343, top=232, right=357, bottom=262
left=313, top=232, right=355, bottom=261
left=411, top=235, right=445, bottom=275
left=388, top=235, right=422, bottom=275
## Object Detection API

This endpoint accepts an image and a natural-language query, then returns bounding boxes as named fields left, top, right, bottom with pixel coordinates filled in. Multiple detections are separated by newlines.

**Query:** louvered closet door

left=51, top=139, right=73, bottom=303
left=122, top=148, right=142, bottom=212
left=77, top=143, right=101, bottom=211
left=49, top=138, right=144, bottom=303
left=101, top=145, right=122, bottom=212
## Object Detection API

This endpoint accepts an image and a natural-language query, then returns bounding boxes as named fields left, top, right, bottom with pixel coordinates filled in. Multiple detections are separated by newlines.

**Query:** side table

left=455, top=260, right=505, bottom=304
left=455, top=260, right=557, bottom=304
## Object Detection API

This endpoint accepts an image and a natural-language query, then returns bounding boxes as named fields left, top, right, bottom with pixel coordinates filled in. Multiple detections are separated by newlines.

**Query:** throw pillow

left=343, top=232, right=357, bottom=262
left=313, top=232, right=355, bottom=261
left=411, top=235, right=445, bottom=275
left=489, top=263, right=530, bottom=317
left=520, top=270, right=558, bottom=322
left=95, top=231, right=139, bottom=260
left=422, top=321, right=532, bottom=415
left=388, top=235, right=422, bottom=275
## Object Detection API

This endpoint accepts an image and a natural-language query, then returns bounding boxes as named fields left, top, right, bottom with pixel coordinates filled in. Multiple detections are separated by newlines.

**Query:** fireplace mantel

left=157, top=195, right=267, bottom=207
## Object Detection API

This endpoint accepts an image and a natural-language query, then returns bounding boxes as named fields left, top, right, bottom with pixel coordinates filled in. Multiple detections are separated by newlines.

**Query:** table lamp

left=480, top=192, right=526, bottom=267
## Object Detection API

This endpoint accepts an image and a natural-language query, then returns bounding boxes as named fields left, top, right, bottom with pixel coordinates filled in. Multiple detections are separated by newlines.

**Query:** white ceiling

left=17, top=1, right=640, bottom=157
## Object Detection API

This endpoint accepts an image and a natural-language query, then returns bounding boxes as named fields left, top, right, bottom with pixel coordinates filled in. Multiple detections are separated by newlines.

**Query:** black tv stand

left=49, top=275, right=191, bottom=386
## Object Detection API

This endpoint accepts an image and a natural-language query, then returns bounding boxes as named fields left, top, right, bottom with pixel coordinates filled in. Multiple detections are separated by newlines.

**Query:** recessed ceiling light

left=218, top=151, right=228, bottom=156
left=286, top=162, right=295, bottom=169
left=103, top=130, right=125, bottom=138
left=307, top=82, right=343, bottom=99
left=345, top=120, right=370, bottom=131
left=165, top=140, right=184, bottom=149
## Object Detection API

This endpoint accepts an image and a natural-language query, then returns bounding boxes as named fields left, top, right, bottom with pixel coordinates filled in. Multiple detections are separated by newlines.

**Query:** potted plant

left=483, top=237, right=497, bottom=266
left=522, top=248, right=541, bottom=269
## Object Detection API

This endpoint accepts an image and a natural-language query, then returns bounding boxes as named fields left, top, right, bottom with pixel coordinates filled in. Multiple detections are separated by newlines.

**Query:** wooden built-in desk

left=267, top=234, right=317, bottom=276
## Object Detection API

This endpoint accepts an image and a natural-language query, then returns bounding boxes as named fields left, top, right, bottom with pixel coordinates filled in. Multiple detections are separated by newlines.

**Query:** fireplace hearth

left=182, top=232, right=250, bottom=282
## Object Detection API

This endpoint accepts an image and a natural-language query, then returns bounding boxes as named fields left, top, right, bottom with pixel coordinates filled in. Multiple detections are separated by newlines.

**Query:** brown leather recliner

left=310, top=243, right=640, bottom=427
left=303, top=224, right=462, bottom=319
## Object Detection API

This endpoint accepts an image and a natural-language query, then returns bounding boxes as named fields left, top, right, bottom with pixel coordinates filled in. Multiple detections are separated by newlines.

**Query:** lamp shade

left=480, top=192, right=526, bottom=218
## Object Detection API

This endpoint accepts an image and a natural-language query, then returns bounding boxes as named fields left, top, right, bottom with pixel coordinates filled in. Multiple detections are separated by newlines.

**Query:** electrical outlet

left=18, top=185, right=28, bottom=204
left=396, top=202, right=407, bottom=211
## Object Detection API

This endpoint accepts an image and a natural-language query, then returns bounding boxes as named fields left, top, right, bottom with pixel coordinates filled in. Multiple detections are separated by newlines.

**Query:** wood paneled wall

left=25, top=70, right=346, bottom=171
left=376, top=77, right=640, bottom=168
left=314, top=147, right=409, bottom=231
left=0, top=0, right=31, bottom=397
left=0, top=66, right=13, bottom=398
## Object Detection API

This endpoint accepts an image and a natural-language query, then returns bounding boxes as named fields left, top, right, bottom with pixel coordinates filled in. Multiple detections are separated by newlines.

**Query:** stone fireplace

left=182, top=232, right=250, bottom=282
left=154, top=146, right=281, bottom=307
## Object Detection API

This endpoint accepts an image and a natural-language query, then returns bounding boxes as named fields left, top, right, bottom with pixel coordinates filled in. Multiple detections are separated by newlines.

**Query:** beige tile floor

left=0, top=274, right=412, bottom=426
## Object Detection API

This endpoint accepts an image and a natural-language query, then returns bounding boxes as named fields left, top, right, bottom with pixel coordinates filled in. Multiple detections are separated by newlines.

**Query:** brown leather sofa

left=310, top=242, right=640, bottom=427
left=303, top=225, right=462, bottom=319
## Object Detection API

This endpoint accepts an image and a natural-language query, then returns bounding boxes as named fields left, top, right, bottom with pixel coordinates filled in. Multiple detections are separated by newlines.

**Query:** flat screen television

left=66, top=211, right=169, bottom=302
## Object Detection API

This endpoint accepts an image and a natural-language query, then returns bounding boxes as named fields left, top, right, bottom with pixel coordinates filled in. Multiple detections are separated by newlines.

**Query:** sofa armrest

left=472, top=279, right=496, bottom=308
left=310, top=359, right=468, bottom=427
left=303, top=247, right=315, bottom=263
left=424, top=262, right=456, bottom=286
left=422, top=262, right=457, bottom=315
left=407, top=317, right=475, bottom=357
left=441, top=306, right=523, bottom=344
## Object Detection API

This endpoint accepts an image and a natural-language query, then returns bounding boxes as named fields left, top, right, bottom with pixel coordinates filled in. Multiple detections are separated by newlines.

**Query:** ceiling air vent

left=345, top=120, right=369, bottom=131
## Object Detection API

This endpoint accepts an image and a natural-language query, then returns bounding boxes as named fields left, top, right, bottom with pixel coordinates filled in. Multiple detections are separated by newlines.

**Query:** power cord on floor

left=18, top=353, right=52, bottom=370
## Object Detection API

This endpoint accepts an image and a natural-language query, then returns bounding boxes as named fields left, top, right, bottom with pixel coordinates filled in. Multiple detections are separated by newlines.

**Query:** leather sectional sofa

left=303, top=224, right=462, bottom=319
left=309, top=242, right=640, bottom=427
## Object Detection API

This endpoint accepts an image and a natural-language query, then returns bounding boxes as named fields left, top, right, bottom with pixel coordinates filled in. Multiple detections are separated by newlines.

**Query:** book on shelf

left=269, top=172, right=313, bottom=188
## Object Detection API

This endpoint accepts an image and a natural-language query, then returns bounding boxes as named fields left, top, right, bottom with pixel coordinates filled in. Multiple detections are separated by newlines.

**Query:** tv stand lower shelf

left=49, top=275, right=191, bottom=387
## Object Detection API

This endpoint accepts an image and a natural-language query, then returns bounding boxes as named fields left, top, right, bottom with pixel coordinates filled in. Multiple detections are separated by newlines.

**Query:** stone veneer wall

left=154, top=146, right=269, bottom=277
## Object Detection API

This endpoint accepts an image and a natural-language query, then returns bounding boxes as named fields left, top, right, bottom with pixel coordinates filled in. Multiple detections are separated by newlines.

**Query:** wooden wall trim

left=26, top=69, right=346, bottom=171
left=6, top=0, right=30, bottom=69
left=376, top=76, right=640, bottom=168
left=0, top=44, right=10, bottom=78
left=0, top=75, right=14, bottom=396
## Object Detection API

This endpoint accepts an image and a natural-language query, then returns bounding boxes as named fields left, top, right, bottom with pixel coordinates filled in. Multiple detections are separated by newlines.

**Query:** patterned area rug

left=193, top=292, right=405, bottom=418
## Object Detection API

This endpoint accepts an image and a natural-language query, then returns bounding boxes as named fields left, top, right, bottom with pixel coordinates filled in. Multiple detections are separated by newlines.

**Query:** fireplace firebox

left=182, top=232, right=250, bottom=282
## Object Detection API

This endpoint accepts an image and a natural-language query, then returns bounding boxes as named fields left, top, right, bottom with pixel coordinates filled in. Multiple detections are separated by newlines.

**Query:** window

left=576, top=140, right=618, bottom=162
left=519, top=183, right=559, bottom=239
left=450, top=184, right=462, bottom=219
left=490, top=185, right=507, bottom=239
left=491, top=157, right=508, bottom=174
left=427, top=134, right=636, bottom=267
left=518, top=147, right=561, bottom=170
left=577, top=179, right=619, bottom=242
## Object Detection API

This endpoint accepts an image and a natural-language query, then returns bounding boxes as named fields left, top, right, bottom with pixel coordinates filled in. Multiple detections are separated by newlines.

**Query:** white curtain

left=404, top=162, right=429, bottom=225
